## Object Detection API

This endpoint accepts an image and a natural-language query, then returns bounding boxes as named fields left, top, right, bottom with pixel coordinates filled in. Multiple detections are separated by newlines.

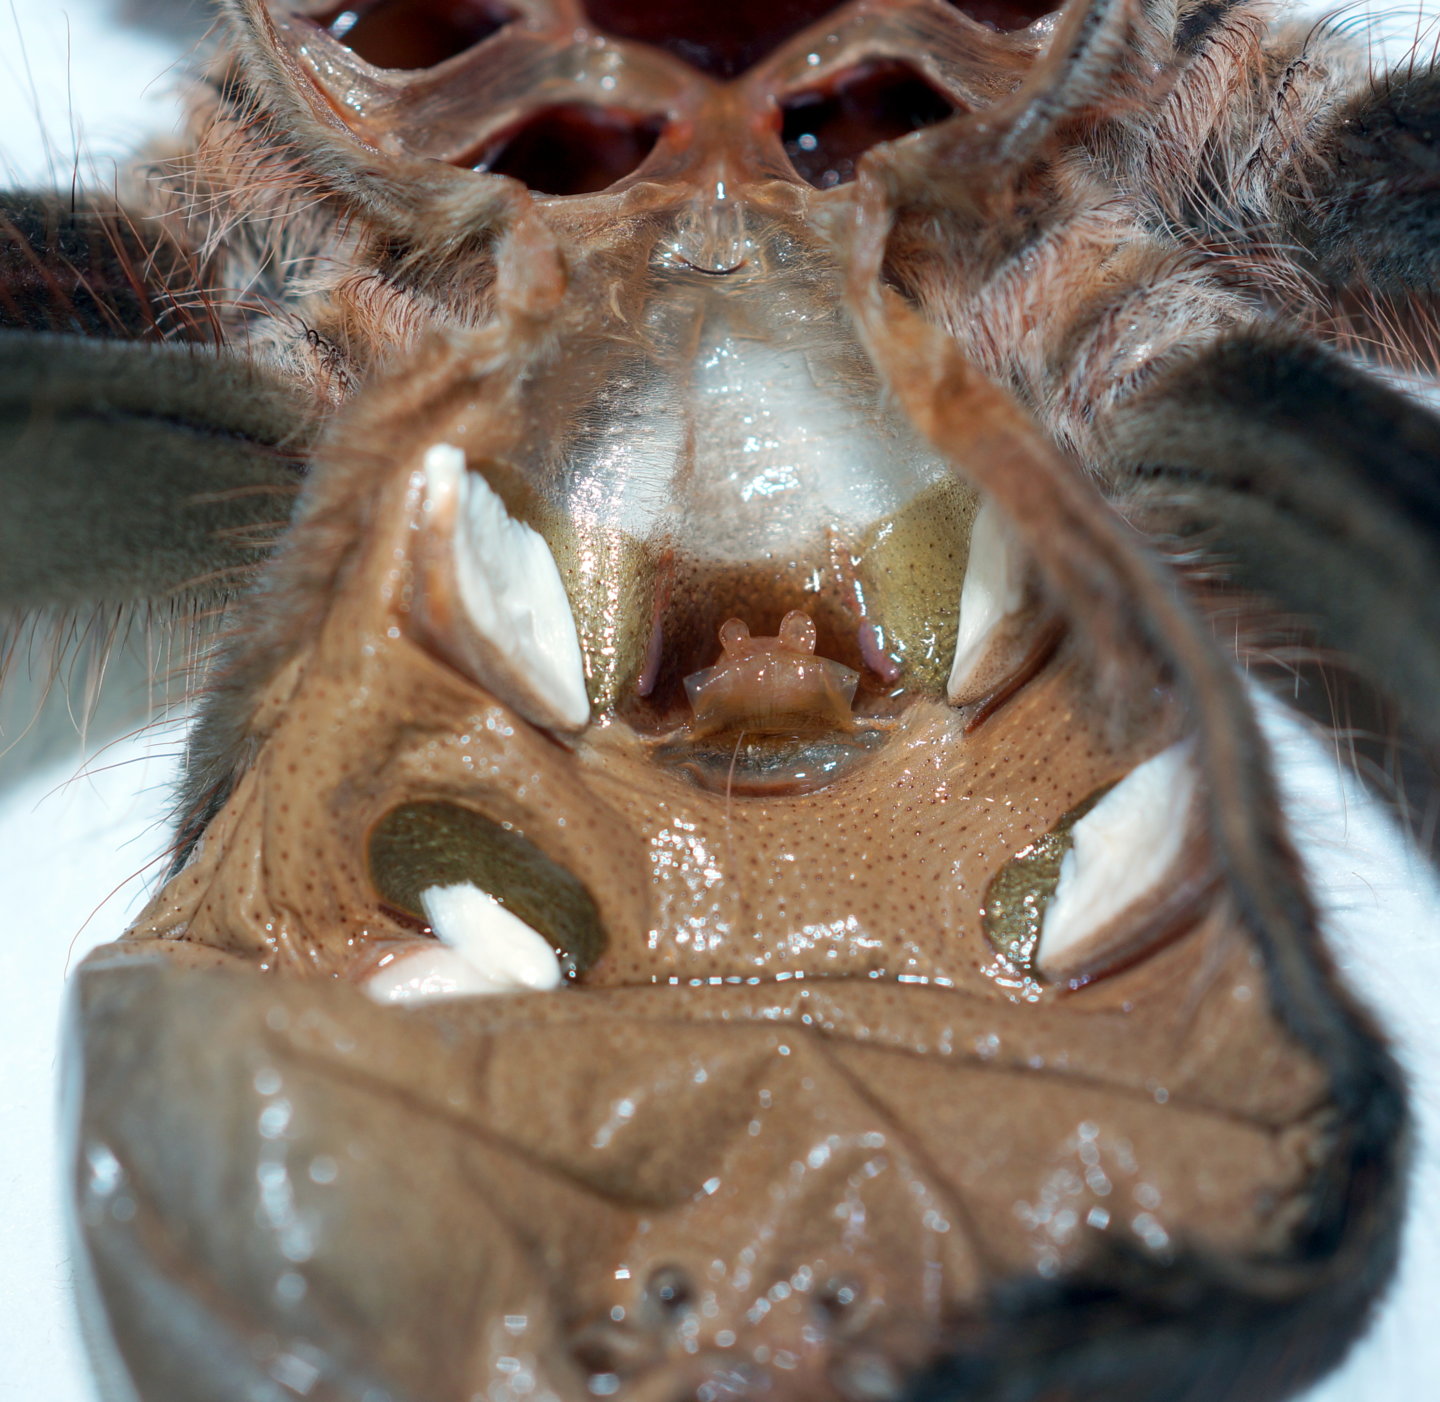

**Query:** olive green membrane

left=981, top=787, right=1110, bottom=972
left=542, top=474, right=977, bottom=716
left=545, top=516, right=662, bottom=714
left=368, top=802, right=608, bottom=975
left=854, top=475, right=977, bottom=693
left=457, top=463, right=663, bottom=717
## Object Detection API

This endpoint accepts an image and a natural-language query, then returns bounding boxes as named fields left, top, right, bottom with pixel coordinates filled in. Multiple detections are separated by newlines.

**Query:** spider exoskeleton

left=4, top=1, right=1440, bottom=1399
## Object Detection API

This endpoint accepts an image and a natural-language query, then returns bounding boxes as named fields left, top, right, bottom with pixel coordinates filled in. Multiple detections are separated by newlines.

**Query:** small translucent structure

left=682, top=611, right=860, bottom=738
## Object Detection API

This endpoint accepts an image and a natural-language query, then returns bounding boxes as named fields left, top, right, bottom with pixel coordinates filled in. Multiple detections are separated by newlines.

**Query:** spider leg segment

left=1281, top=67, right=1440, bottom=297
left=0, top=335, right=316, bottom=613
left=0, top=197, right=318, bottom=618
left=1115, top=330, right=1440, bottom=765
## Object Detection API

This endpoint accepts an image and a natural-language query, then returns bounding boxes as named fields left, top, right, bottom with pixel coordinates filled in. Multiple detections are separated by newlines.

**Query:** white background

left=0, top=2, right=1438, bottom=1399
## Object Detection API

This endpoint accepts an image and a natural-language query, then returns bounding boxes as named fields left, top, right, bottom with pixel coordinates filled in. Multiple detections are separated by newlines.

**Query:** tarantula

left=4, top=0, right=1439, bottom=1399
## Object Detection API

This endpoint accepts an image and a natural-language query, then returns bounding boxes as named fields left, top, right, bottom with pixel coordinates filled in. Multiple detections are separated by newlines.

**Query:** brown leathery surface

left=92, top=424, right=1338, bottom=1400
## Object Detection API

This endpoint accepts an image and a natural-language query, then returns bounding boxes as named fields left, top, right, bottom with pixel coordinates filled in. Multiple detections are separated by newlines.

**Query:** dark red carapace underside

left=587, top=0, right=1058, bottom=77
left=311, top=0, right=1061, bottom=195
left=319, top=0, right=1060, bottom=78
